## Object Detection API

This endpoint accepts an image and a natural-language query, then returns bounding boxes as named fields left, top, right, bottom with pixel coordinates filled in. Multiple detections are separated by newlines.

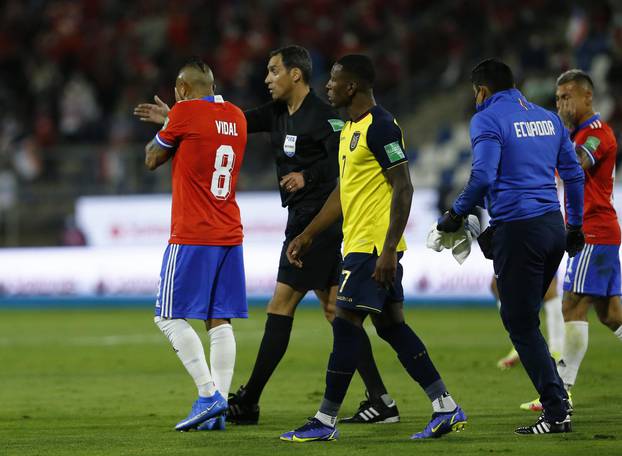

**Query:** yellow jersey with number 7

left=339, top=105, right=408, bottom=256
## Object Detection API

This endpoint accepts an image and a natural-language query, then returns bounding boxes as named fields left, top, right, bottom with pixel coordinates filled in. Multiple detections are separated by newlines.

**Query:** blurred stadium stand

left=0, top=0, right=621, bottom=245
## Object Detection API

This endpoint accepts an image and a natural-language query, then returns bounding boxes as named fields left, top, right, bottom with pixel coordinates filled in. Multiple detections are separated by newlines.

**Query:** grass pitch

left=0, top=305, right=620, bottom=456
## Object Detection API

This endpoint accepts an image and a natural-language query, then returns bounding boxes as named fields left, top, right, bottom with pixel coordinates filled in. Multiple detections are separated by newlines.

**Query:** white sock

left=614, top=325, right=622, bottom=342
left=314, top=411, right=337, bottom=427
left=155, top=317, right=217, bottom=397
left=208, top=323, right=236, bottom=398
left=558, top=321, right=589, bottom=388
left=432, top=393, right=457, bottom=413
left=544, top=296, right=564, bottom=355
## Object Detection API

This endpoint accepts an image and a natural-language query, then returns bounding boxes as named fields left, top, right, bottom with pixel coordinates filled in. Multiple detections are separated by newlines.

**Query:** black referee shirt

left=244, top=90, right=342, bottom=209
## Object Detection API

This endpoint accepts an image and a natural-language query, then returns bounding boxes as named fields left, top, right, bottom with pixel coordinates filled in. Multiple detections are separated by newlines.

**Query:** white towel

left=426, top=214, right=481, bottom=264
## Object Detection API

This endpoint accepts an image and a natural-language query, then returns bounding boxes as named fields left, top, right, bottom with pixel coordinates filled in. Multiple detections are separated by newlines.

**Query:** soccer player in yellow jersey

left=279, top=55, right=466, bottom=443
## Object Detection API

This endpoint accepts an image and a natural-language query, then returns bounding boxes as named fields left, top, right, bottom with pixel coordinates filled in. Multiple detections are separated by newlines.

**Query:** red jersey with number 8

left=571, top=114, right=620, bottom=245
left=155, top=96, right=247, bottom=245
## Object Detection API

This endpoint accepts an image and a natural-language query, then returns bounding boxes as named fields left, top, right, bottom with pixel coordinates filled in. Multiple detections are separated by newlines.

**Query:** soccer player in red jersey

left=522, top=69, right=622, bottom=412
left=557, top=70, right=622, bottom=393
left=144, top=58, right=248, bottom=431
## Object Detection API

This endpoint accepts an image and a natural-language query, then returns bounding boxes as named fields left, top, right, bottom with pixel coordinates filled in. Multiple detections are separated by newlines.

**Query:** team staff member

left=134, top=45, right=398, bottom=426
left=437, top=59, right=585, bottom=435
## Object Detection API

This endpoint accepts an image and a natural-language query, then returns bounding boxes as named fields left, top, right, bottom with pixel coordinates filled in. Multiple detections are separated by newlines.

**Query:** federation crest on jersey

left=350, top=132, right=361, bottom=151
left=283, top=134, right=297, bottom=157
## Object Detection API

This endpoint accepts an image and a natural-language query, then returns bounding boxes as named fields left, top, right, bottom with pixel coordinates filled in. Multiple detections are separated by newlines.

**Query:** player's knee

left=561, top=306, right=573, bottom=321
left=322, top=301, right=335, bottom=322
left=334, top=307, right=364, bottom=327
left=266, top=298, right=297, bottom=316
left=562, top=303, right=585, bottom=322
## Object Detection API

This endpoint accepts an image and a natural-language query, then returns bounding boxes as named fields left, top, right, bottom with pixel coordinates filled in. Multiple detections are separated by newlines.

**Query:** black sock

left=376, top=322, right=442, bottom=393
left=320, top=317, right=364, bottom=416
left=357, top=329, right=388, bottom=401
left=243, top=313, right=293, bottom=404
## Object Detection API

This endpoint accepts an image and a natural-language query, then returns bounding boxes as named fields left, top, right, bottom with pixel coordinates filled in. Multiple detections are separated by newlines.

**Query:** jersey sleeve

left=577, top=129, right=610, bottom=166
left=303, top=115, right=343, bottom=185
left=155, top=103, right=189, bottom=149
left=366, top=116, right=408, bottom=169
left=452, top=112, right=502, bottom=215
left=244, top=101, right=274, bottom=133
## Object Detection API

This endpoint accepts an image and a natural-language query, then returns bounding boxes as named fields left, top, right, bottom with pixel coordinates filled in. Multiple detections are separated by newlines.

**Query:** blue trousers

left=492, top=211, right=569, bottom=421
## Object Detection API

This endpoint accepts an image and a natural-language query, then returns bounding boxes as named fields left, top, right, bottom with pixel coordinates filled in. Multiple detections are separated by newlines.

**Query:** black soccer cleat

left=515, top=413, right=572, bottom=435
left=226, top=385, right=260, bottom=425
left=339, top=393, right=400, bottom=424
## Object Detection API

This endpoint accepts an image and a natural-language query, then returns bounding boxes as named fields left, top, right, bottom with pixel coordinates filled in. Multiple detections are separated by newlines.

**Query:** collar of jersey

left=476, top=88, right=525, bottom=112
left=572, top=113, right=600, bottom=137
left=351, top=107, right=375, bottom=123
left=200, top=95, right=224, bottom=103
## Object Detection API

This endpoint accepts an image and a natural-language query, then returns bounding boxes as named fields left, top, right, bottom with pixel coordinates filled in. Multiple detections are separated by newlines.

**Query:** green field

left=1, top=306, right=620, bottom=456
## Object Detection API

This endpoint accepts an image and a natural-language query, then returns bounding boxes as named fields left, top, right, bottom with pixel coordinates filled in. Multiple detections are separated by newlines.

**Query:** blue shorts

left=336, top=252, right=404, bottom=314
left=155, top=244, right=248, bottom=320
left=563, top=243, right=621, bottom=297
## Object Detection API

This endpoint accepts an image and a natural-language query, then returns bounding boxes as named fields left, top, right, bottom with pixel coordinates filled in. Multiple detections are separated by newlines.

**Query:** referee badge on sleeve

left=350, top=132, right=361, bottom=151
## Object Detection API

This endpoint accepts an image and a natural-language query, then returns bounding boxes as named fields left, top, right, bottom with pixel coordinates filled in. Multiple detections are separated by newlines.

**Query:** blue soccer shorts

left=563, top=243, right=621, bottom=297
left=336, top=252, right=404, bottom=314
left=155, top=244, right=248, bottom=320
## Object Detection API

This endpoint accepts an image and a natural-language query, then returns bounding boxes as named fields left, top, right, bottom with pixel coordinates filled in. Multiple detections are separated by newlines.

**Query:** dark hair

left=471, top=58, right=515, bottom=93
left=336, top=54, right=375, bottom=89
left=182, top=56, right=211, bottom=74
left=269, top=45, right=312, bottom=83
left=556, top=69, right=594, bottom=90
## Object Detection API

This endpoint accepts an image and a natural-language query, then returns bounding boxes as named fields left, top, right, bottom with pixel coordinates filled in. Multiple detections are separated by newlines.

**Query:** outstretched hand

left=133, top=95, right=170, bottom=125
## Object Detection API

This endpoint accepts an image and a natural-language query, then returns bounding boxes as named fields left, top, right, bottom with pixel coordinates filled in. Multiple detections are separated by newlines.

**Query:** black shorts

left=336, top=252, right=404, bottom=314
left=278, top=205, right=342, bottom=291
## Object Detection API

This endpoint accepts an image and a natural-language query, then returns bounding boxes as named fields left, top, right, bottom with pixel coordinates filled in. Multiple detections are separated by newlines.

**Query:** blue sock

left=320, top=317, right=364, bottom=416
left=376, top=322, right=444, bottom=399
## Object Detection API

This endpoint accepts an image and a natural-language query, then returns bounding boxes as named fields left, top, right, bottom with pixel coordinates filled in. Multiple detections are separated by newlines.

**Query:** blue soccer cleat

left=175, top=391, right=227, bottom=431
left=196, top=414, right=226, bottom=431
left=410, top=406, right=467, bottom=439
left=280, top=418, right=339, bottom=442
